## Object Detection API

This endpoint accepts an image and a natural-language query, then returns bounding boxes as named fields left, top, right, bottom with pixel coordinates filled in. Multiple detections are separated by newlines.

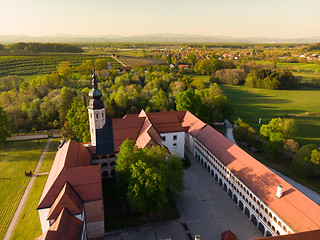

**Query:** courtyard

left=105, top=149, right=263, bottom=240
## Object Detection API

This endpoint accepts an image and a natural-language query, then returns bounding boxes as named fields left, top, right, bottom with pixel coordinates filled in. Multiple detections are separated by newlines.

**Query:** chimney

left=276, top=185, right=283, bottom=198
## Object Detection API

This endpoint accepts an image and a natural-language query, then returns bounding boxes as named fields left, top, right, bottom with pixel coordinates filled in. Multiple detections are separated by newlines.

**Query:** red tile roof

left=38, top=140, right=102, bottom=209
left=181, top=110, right=206, bottom=136
left=112, top=117, right=145, bottom=152
left=35, top=208, right=83, bottom=240
left=146, top=111, right=185, bottom=133
left=253, top=229, right=320, bottom=240
left=38, top=166, right=102, bottom=209
left=193, top=123, right=320, bottom=232
left=47, top=182, right=83, bottom=220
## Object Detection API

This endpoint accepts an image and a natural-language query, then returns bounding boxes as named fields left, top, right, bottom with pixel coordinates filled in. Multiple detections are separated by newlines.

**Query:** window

left=162, top=136, right=166, bottom=141
left=96, top=114, right=99, bottom=118
left=173, top=143, right=177, bottom=148
left=173, top=135, right=177, bottom=140
left=90, top=113, right=92, bottom=118
left=102, top=112, right=104, bottom=118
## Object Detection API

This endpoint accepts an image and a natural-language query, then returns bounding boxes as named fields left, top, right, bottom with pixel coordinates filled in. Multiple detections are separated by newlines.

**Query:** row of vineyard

left=0, top=55, right=121, bottom=76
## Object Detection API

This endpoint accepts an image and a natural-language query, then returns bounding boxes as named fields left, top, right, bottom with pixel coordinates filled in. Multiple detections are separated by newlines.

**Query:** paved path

left=224, top=123, right=320, bottom=206
left=105, top=148, right=262, bottom=240
left=225, top=120, right=237, bottom=145
left=3, top=138, right=52, bottom=240
left=111, top=55, right=127, bottom=67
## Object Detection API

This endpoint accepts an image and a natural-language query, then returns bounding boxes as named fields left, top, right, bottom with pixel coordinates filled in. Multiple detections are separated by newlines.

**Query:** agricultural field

left=0, top=55, right=121, bottom=76
left=118, top=55, right=166, bottom=68
left=220, top=85, right=320, bottom=146
left=0, top=140, right=47, bottom=240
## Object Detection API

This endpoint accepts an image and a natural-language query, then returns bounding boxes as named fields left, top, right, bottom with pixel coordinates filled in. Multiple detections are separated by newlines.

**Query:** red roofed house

left=37, top=72, right=320, bottom=239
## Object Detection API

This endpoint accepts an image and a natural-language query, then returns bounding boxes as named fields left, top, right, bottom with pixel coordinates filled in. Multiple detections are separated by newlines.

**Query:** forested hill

left=4, top=42, right=83, bottom=53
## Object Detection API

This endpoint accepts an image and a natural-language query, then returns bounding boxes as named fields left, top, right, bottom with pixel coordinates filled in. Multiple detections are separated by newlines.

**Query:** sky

left=1, top=0, right=320, bottom=38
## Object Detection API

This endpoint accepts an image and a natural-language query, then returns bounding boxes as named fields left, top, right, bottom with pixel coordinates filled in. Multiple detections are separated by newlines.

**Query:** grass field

left=220, top=85, right=320, bottom=146
left=0, top=140, right=47, bottom=240
left=9, top=138, right=59, bottom=239
left=39, top=138, right=60, bottom=173
left=11, top=175, right=48, bottom=240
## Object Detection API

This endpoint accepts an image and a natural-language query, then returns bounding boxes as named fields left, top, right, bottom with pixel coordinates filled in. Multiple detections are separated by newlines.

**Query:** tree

left=175, top=88, right=204, bottom=118
left=66, top=101, right=90, bottom=142
left=260, top=118, right=296, bottom=157
left=290, top=144, right=319, bottom=177
left=77, top=60, right=94, bottom=75
left=94, top=59, right=108, bottom=71
left=187, top=53, right=197, bottom=65
left=57, top=61, right=73, bottom=80
left=59, top=87, right=76, bottom=126
left=234, top=118, right=256, bottom=146
left=115, top=139, right=184, bottom=213
left=0, top=106, right=11, bottom=144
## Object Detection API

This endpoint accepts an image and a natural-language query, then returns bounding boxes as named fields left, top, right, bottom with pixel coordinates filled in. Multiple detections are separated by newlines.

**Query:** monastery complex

left=36, top=73, right=320, bottom=240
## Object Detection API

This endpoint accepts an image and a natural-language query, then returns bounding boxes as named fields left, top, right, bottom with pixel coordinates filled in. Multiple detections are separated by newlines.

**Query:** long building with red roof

left=37, top=72, right=320, bottom=239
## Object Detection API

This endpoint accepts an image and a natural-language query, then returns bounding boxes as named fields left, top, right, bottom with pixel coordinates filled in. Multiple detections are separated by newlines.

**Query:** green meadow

left=11, top=175, right=48, bottom=240
left=0, top=140, right=47, bottom=240
left=220, top=85, right=320, bottom=146
left=10, top=138, right=60, bottom=239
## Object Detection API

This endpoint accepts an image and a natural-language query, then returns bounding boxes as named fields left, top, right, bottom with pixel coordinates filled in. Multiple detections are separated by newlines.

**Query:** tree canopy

left=66, top=100, right=90, bottom=143
left=0, top=105, right=11, bottom=144
left=290, top=144, right=320, bottom=177
left=6, top=42, right=83, bottom=53
left=260, top=117, right=296, bottom=156
left=115, top=139, right=184, bottom=213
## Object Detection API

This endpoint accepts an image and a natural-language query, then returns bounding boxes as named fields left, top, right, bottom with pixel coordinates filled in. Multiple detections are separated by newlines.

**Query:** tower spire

left=88, top=69, right=106, bottom=146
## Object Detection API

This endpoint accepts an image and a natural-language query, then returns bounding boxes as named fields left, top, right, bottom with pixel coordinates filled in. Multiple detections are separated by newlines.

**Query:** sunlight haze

left=1, top=0, right=320, bottom=38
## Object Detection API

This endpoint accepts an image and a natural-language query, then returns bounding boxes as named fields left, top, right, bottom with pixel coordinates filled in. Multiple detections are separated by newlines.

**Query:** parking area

left=105, top=149, right=263, bottom=240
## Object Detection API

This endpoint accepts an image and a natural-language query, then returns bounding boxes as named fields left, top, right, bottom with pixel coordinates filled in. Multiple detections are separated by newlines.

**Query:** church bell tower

left=88, top=69, right=105, bottom=146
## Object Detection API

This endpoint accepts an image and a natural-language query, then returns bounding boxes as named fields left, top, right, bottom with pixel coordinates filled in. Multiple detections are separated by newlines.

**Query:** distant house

left=119, top=66, right=131, bottom=73
left=178, top=64, right=189, bottom=70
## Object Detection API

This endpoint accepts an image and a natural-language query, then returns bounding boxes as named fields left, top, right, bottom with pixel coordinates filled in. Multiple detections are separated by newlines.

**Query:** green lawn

left=220, top=85, right=320, bottom=146
left=11, top=175, right=48, bottom=240
left=39, top=138, right=60, bottom=173
left=0, top=140, right=47, bottom=240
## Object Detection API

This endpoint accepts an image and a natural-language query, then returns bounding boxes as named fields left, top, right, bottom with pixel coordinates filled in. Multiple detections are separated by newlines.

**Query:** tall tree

left=66, top=101, right=90, bottom=142
left=115, top=139, right=184, bottom=213
left=59, top=87, right=75, bottom=126
left=0, top=106, right=11, bottom=144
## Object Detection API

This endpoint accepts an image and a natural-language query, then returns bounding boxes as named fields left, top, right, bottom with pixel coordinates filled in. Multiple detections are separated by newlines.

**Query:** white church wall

left=38, top=208, right=50, bottom=233
left=160, top=132, right=185, bottom=157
